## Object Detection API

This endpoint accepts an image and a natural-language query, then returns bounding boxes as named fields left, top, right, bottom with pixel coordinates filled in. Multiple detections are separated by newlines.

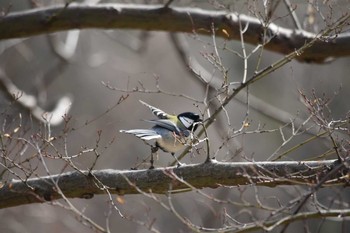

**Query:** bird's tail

left=119, top=129, right=161, bottom=141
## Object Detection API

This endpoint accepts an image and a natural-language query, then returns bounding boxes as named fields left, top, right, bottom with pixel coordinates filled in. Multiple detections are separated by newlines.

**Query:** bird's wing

left=144, top=119, right=182, bottom=134
left=119, top=129, right=161, bottom=141
left=139, top=100, right=171, bottom=119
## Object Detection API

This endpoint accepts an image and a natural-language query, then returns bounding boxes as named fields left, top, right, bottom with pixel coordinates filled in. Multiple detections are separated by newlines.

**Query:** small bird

left=120, top=100, right=202, bottom=168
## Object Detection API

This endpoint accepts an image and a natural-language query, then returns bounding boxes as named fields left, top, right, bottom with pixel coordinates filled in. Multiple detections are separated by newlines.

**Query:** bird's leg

left=171, top=153, right=183, bottom=168
left=149, top=146, right=158, bottom=169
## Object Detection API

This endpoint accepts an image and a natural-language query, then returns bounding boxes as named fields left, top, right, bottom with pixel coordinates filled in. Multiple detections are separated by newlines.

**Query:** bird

left=120, top=100, right=202, bottom=168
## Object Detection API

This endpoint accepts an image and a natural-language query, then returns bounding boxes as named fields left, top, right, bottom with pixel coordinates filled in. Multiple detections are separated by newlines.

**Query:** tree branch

left=0, top=159, right=348, bottom=209
left=1, top=3, right=350, bottom=63
left=0, top=69, right=72, bottom=126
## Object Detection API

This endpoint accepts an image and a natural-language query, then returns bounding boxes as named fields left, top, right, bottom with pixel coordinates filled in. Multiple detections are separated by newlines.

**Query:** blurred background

left=0, top=0, right=349, bottom=232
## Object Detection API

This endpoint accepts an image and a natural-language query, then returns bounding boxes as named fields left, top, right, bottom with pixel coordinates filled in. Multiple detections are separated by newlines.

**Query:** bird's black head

left=177, top=112, right=202, bottom=131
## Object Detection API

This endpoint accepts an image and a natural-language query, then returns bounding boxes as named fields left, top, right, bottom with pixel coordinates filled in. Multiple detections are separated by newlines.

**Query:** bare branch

left=0, top=159, right=348, bottom=209
left=0, top=69, right=72, bottom=126
left=1, top=3, right=350, bottom=62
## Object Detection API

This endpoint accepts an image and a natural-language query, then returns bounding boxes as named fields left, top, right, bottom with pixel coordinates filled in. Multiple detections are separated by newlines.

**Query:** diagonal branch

left=0, top=69, right=72, bottom=126
left=173, top=12, right=350, bottom=164
left=1, top=3, right=350, bottom=62
left=0, top=159, right=348, bottom=209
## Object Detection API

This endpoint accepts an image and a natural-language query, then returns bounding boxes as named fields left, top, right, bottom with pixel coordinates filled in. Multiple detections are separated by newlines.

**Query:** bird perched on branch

left=120, top=100, right=202, bottom=168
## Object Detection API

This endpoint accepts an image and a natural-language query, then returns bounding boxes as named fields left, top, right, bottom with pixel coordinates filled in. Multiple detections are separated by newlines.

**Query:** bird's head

left=177, top=112, right=202, bottom=131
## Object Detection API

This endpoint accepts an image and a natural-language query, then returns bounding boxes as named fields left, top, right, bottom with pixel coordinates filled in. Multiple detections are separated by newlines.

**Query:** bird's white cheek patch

left=179, top=116, right=194, bottom=129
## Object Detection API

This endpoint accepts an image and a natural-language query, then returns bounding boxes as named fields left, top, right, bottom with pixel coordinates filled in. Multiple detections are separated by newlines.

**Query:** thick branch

left=1, top=3, right=350, bottom=62
left=0, top=159, right=348, bottom=209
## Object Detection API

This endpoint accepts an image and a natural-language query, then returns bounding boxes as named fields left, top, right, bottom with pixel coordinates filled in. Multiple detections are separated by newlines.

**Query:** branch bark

left=0, top=159, right=348, bottom=209
left=1, top=3, right=350, bottom=62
